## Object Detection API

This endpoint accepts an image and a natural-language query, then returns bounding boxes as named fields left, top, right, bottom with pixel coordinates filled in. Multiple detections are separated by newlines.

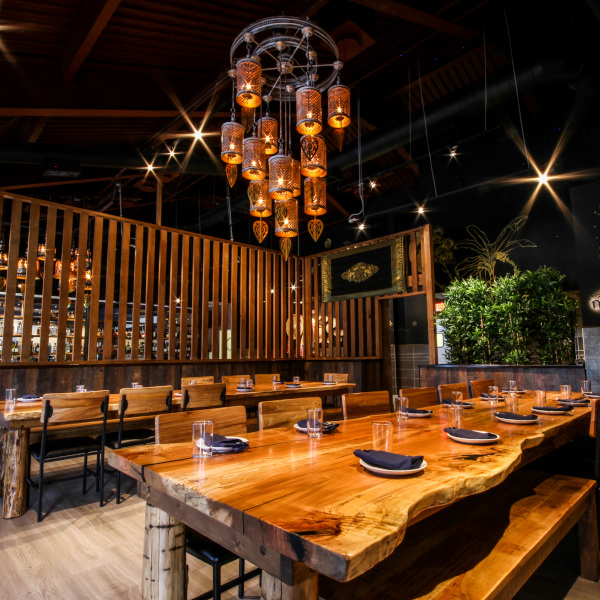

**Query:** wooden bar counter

left=108, top=394, right=594, bottom=599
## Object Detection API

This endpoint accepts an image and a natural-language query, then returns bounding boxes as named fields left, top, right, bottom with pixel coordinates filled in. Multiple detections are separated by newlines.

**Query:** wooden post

left=421, top=223, right=437, bottom=365
left=578, top=492, right=600, bottom=581
left=261, top=564, right=318, bottom=600
left=156, top=176, right=163, bottom=226
left=2, top=427, right=30, bottom=518
left=380, top=299, right=393, bottom=397
left=142, top=502, right=186, bottom=600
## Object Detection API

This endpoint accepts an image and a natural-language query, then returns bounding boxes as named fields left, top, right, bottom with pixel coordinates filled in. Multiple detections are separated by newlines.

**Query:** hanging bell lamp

left=258, top=116, right=278, bottom=155
left=242, top=136, right=267, bottom=180
left=248, top=179, right=272, bottom=217
left=274, top=199, right=298, bottom=238
left=301, top=135, right=327, bottom=178
left=220, top=120, right=244, bottom=164
left=304, top=177, right=327, bottom=216
left=268, top=154, right=294, bottom=200
left=236, top=56, right=262, bottom=108
left=296, top=86, right=322, bottom=135
left=327, top=84, right=351, bottom=128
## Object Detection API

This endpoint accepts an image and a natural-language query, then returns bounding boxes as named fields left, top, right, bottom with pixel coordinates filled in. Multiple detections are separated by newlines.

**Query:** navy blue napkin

left=533, top=406, right=571, bottom=412
left=501, top=389, right=525, bottom=393
left=495, top=411, right=538, bottom=422
left=354, top=449, right=423, bottom=471
left=407, top=407, right=433, bottom=415
left=442, top=399, right=474, bottom=408
left=211, top=434, right=249, bottom=452
left=444, top=427, right=497, bottom=440
left=22, top=394, right=40, bottom=399
left=296, top=419, right=339, bottom=432
left=480, top=393, right=505, bottom=400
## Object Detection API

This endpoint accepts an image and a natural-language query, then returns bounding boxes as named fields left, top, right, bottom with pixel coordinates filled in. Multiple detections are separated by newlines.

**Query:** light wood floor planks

left=0, top=458, right=598, bottom=600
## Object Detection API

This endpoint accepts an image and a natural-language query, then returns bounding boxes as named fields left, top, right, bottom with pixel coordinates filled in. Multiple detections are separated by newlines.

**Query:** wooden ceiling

left=0, top=0, right=596, bottom=246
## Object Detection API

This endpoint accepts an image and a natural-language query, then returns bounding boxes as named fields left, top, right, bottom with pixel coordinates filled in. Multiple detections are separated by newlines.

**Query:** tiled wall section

left=583, top=327, right=600, bottom=389
left=393, top=344, right=431, bottom=390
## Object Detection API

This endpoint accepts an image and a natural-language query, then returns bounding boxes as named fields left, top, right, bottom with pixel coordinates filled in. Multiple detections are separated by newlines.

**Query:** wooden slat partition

left=0, top=193, right=434, bottom=366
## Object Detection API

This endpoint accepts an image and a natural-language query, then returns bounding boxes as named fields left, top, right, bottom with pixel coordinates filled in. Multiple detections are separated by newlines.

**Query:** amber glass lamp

left=274, top=199, right=299, bottom=237
left=258, top=116, right=278, bottom=155
left=300, top=135, right=327, bottom=178
left=236, top=57, right=262, bottom=108
left=242, top=136, right=267, bottom=180
left=220, top=121, right=244, bottom=164
left=296, top=86, right=322, bottom=135
left=268, top=154, right=294, bottom=200
left=248, top=179, right=272, bottom=217
left=304, top=177, right=327, bottom=215
left=327, top=84, right=351, bottom=128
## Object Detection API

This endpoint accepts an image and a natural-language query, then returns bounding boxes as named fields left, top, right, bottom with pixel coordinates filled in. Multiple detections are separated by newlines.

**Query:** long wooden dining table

left=0, top=380, right=355, bottom=519
left=107, top=392, right=595, bottom=600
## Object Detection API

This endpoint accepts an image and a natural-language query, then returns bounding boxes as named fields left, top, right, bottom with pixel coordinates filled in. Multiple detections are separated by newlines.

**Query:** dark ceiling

left=1, top=0, right=599, bottom=265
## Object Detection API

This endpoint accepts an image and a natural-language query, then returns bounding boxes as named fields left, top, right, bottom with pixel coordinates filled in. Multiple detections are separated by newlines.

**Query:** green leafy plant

left=436, top=267, right=576, bottom=365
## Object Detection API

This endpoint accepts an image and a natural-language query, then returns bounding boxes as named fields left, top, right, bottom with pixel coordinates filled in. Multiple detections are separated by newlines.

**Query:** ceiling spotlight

left=291, top=284, right=296, bottom=291
left=418, top=207, right=425, bottom=214
left=538, top=172, right=549, bottom=185
left=358, top=222, right=365, bottom=230
left=369, top=179, right=377, bottom=189
left=169, top=148, right=176, bottom=157
left=449, top=145, right=458, bottom=158
left=194, top=129, right=203, bottom=141
left=147, top=164, right=154, bottom=172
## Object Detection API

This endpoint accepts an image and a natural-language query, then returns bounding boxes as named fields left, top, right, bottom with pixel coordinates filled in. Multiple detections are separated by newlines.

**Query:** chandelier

left=221, top=17, right=351, bottom=259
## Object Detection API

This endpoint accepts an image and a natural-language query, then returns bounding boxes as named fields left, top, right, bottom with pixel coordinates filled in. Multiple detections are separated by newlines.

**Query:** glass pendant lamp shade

left=242, top=136, right=267, bottom=180
left=248, top=179, right=272, bottom=216
left=300, top=135, right=327, bottom=177
left=274, top=199, right=299, bottom=237
left=268, top=154, right=294, bottom=200
left=304, top=177, right=327, bottom=215
left=258, top=116, right=278, bottom=155
left=327, top=84, right=351, bottom=128
left=292, top=159, right=301, bottom=197
left=221, top=121, right=244, bottom=164
left=236, top=57, right=262, bottom=108
left=296, top=86, right=322, bottom=135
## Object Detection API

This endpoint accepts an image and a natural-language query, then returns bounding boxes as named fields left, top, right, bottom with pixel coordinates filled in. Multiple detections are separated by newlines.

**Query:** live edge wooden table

left=108, top=394, right=594, bottom=600
left=0, top=381, right=354, bottom=519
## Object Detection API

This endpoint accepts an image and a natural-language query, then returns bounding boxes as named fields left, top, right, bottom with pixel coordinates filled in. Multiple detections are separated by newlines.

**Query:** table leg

left=2, top=427, right=29, bottom=519
left=261, top=563, right=318, bottom=600
left=142, top=502, right=187, bottom=600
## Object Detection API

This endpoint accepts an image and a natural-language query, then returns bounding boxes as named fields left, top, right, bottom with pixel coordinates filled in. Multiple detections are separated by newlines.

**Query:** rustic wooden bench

left=319, top=469, right=599, bottom=600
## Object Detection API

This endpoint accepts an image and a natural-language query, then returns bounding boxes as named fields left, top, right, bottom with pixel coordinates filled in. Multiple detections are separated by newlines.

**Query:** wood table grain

left=108, top=393, right=594, bottom=600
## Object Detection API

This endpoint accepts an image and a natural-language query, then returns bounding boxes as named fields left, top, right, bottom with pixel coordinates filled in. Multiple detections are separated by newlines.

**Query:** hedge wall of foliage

left=435, top=267, right=576, bottom=365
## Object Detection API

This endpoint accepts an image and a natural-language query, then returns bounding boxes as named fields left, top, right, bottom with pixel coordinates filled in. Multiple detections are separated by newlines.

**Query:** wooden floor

left=0, top=458, right=598, bottom=600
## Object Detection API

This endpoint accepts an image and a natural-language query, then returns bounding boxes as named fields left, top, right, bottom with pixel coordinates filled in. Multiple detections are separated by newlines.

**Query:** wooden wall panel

left=220, top=243, right=229, bottom=360
left=168, top=232, right=179, bottom=360
left=38, top=206, right=57, bottom=362
left=143, top=227, right=156, bottom=360
left=156, top=229, right=167, bottom=360
left=117, top=222, right=131, bottom=360
left=86, top=216, right=104, bottom=361
left=21, top=202, right=40, bottom=362
left=239, top=246, right=247, bottom=359
left=201, top=239, right=210, bottom=359
left=72, top=213, right=89, bottom=361
left=103, top=219, right=118, bottom=361
left=131, top=225, right=144, bottom=361
left=190, top=237, right=200, bottom=360
left=180, top=234, right=190, bottom=361
left=248, top=248, right=256, bottom=359
left=56, top=209, right=74, bottom=362
left=211, top=240, right=220, bottom=359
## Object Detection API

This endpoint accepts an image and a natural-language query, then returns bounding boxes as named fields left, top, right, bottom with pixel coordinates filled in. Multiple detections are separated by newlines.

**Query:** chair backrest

left=323, top=373, right=349, bottom=383
left=258, top=397, right=322, bottom=430
left=438, top=382, right=471, bottom=403
left=222, top=374, right=251, bottom=385
left=155, top=406, right=247, bottom=444
left=255, top=373, right=281, bottom=385
left=470, top=379, right=496, bottom=398
left=181, top=376, right=214, bottom=386
left=342, top=391, right=391, bottom=420
left=398, top=387, right=438, bottom=409
left=183, top=383, right=225, bottom=410
left=118, top=385, right=173, bottom=416
left=41, top=391, right=110, bottom=424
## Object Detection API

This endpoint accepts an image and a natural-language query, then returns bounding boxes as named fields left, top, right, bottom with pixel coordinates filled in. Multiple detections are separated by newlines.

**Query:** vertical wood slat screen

left=0, top=193, right=428, bottom=363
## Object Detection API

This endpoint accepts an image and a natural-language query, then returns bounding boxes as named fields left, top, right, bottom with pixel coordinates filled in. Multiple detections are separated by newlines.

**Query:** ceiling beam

left=60, top=0, right=122, bottom=81
left=326, top=193, right=350, bottom=217
left=348, top=0, right=477, bottom=39
left=0, top=108, right=230, bottom=118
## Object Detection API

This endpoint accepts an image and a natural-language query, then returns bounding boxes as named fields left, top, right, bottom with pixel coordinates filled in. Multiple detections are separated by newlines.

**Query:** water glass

left=327, top=374, right=334, bottom=383
left=372, top=421, right=392, bottom=451
left=131, top=382, right=143, bottom=388
left=239, top=377, right=246, bottom=387
left=5, top=388, right=16, bottom=404
left=450, top=390, right=463, bottom=404
left=560, top=385, right=571, bottom=400
left=75, top=385, right=86, bottom=393
left=394, top=396, right=409, bottom=420
left=448, top=403, right=463, bottom=429
left=307, top=408, right=323, bottom=438
left=508, top=380, right=517, bottom=393
left=506, top=392, right=518, bottom=413
left=488, top=385, right=499, bottom=404
left=272, top=375, right=278, bottom=388
left=293, top=376, right=300, bottom=385
left=192, top=421, right=213, bottom=458
left=581, top=380, right=592, bottom=395
left=535, top=390, right=545, bottom=407
left=246, top=378, right=253, bottom=389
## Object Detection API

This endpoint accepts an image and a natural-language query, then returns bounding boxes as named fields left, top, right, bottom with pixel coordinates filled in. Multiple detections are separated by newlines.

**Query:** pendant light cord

left=348, top=92, right=365, bottom=223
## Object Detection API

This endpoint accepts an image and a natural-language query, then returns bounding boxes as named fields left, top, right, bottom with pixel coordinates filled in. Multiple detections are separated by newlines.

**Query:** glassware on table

left=450, top=390, right=463, bottom=404
left=488, top=385, right=499, bottom=404
left=293, top=376, right=300, bottom=385
left=239, top=377, right=246, bottom=387
left=394, top=396, right=409, bottom=421
left=192, top=420, right=213, bottom=458
left=75, top=385, right=86, bottom=393
left=581, top=380, right=592, bottom=395
left=5, top=388, right=16, bottom=404
left=372, top=421, right=392, bottom=451
left=506, top=392, right=518, bottom=413
left=560, top=385, right=571, bottom=400
left=246, top=378, right=253, bottom=389
left=131, top=382, right=143, bottom=388
left=535, top=390, right=545, bottom=407
left=448, top=403, right=463, bottom=429
left=327, top=373, right=334, bottom=383
left=508, top=380, right=517, bottom=393
left=307, top=408, right=323, bottom=438
left=272, top=375, right=278, bottom=388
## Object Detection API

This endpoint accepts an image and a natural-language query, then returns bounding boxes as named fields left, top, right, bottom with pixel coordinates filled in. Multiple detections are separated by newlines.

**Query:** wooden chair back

left=181, top=376, right=214, bottom=386
left=222, top=374, right=250, bottom=385
left=342, top=391, right=391, bottom=420
left=41, top=391, right=110, bottom=424
left=258, top=397, right=322, bottom=430
left=438, top=382, right=470, bottom=403
left=398, top=387, right=438, bottom=409
left=183, top=383, right=225, bottom=410
left=470, top=379, right=496, bottom=398
left=323, top=373, right=349, bottom=383
left=255, top=373, right=281, bottom=385
left=155, top=406, right=247, bottom=444
left=118, top=385, right=173, bottom=416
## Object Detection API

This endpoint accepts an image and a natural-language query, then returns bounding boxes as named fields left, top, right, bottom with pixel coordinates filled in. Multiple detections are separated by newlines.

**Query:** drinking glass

left=192, top=421, right=213, bottom=458
left=272, top=375, right=278, bottom=388
left=5, top=388, right=16, bottom=404
left=372, top=421, right=392, bottom=451
left=450, top=390, right=463, bottom=404
left=327, top=374, right=334, bottom=383
left=560, top=385, right=571, bottom=400
left=246, top=379, right=253, bottom=389
left=488, top=385, right=499, bottom=404
left=239, top=377, right=246, bottom=387
left=131, top=382, right=143, bottom=388
left=293, top=376, right=300, bottom=385
left=448, top=403, right=463, bottom=429
left=394, top=396, right=409, bottom=420
left=535, top=390, right=545, bottom=407
left=581, top=380, right=592, bottom=395
left=508, top=380, right=517, bottom=393
left=506, top=392, right=518, bottom=413
left=75, top=385, right=86, bottom=393
left=307, top=408, right=323, bottom=438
